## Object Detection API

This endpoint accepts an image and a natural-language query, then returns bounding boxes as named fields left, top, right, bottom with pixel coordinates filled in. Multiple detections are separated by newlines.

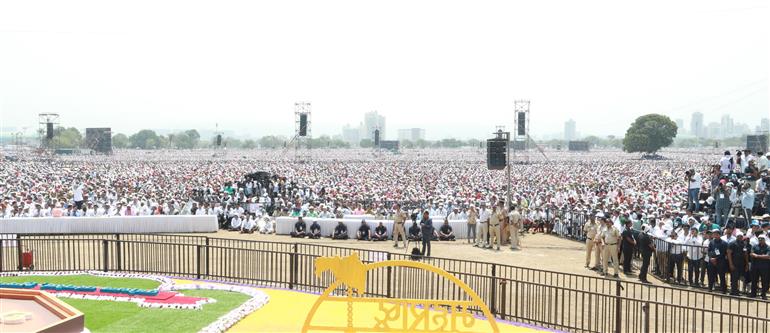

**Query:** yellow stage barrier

left=302, top=252, right=500, bottom=333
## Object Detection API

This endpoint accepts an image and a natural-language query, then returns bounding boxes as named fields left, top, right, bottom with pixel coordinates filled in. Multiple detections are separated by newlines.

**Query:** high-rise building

left=706, top=122, right=721, bottom=139
left=691, top=112, right=704, bottom=138
left=720, top=115, right=734, bottom=139
left=761, top=118, right=770, bottom=133
left=363, top=111, right=386, bottom=140
left=397, top=128, right=426, bottom=142
left=564, top=119, right=576, bottom=141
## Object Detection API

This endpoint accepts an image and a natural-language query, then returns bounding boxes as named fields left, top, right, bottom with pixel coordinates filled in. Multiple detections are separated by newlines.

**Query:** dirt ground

left=203, top=230, right=667, bottom=286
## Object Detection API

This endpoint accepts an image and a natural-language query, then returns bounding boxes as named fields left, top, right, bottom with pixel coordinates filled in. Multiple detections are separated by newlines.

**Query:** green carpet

left=0, top=275, right=251, bottom=333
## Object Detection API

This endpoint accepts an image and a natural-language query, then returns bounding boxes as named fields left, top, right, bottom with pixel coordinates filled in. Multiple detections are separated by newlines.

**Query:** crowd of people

left=2, top=147, right=770, bottom=294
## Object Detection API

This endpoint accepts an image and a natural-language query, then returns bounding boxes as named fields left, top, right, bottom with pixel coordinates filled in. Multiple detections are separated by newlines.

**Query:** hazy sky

left=1, top=0, right=767, bottom=140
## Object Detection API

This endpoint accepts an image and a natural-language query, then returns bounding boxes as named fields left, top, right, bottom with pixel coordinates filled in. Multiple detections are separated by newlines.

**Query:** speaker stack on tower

left=486, top=138, right=507, bottom=170
left=374, top=129, right=380, bottom=146
left=46, top=123, right=54, bottom=140
left=299, top=114, right=308, bottom=137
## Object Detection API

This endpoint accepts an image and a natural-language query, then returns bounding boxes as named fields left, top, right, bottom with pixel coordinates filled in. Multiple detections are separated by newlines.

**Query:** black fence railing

left=1, top=234, right=768, bottom=333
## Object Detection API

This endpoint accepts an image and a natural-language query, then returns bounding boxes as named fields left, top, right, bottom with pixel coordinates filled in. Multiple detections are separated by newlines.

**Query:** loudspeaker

left=216, top=134, right=222, bottom=146
left=374, top=129, right=380, bottom=146
left=46, top=123, right=54, bottom=140
left=486, top=138, right=507, bottom=170
left=299, top=114, right=308, bottom=136
left=517, top=112, right=526, bottom=136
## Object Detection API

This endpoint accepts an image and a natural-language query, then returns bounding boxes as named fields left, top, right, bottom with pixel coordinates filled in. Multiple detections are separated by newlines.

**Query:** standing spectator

left=466, top=205, right=478, bottom=244
left=686, top=169, right=702, bottom=211
left=685, top=227, right=704, bottom=287
left=667, top=231, right=685, bottom=284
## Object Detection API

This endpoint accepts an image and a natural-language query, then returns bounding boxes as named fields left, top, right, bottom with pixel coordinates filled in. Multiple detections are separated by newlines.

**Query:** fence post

left=196, top=245, right=202, bottom=280
left=289, top=243, right=298, bottom=290
left=386, top=253, right=392, bottom=298
left=204, top=237, right=210, bottom=277
left=615, top=279, right=622, bottom=333
left=115, top=234, right=122, bottom=271
left=499, top=280, right=507, bottom=320
left=102, top=240, right=109, bottom=272
left=490, top=264, right=497, bottom=316
left=0, top=238, right=4, bottom=272
left=16, top=234, right=23, bottom=271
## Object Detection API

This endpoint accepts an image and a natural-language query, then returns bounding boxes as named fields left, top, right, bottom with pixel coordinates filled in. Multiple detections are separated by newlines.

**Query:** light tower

left=294, top=102, right=312, bottom=162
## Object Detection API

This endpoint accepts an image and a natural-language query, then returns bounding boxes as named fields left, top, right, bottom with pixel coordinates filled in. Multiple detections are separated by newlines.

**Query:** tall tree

left=622, top=114, right=677, bottom=154
left=53, top=127, right=83, bottom=148
left=128, top=129, right=161, bottom=149
left=112, top=133, right=129, bottom=148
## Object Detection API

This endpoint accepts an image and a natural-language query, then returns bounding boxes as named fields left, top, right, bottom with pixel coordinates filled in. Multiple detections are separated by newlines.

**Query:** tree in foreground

left=622, top=114, right=677, bottom=154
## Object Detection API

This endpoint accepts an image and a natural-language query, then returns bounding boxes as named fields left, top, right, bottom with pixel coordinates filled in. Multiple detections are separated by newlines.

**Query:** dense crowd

left=3, top=147, right=770, bottom=296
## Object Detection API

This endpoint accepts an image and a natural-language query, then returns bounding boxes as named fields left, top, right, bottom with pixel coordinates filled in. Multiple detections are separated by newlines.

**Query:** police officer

left=508, top=205, right=522, bottom=250
left=621, top=220, right=636, bottom=274
left=419, top=211, right=434, bottom=256
left=602, top=217, right=621, bottom=278
left=749, top=235, right=770, bottom=299
left=308, top=220, right=322, bottom=239
left=488, top=200, right=505, bottom=251
left=290, top=217, right=307, bottom=238
left=727, top=233, right=749, bottom=296
left=583, top=214, right=600, bottom=269
left=708, top=229, right=728, bottom=293
left=637, top=225, right=655, bottom=284
left=392, top=204, right=408, bottom=248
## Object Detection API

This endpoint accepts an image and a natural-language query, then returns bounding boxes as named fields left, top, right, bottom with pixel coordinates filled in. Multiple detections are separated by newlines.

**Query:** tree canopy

left=622, top=114, right=677, bottom=154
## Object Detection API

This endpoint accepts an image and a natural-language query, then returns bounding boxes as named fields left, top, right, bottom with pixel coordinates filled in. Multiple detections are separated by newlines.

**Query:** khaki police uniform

left=488, top=207, right=504, bottom=250
left=602, top=224, right=621, bottom=276
left=583, top=219, right=599, bottom=267
left=393, top=211, right=407, bottom=247
left=508, top=210, right=522, bottom=249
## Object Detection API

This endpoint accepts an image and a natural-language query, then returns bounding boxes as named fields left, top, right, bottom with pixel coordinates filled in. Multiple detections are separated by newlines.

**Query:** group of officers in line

left=287, top=200, right=524, bottom=256
left=583, top=212, right=770, bottom=299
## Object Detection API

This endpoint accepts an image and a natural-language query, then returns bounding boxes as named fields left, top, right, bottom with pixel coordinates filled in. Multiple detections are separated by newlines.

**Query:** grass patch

left=0, top=275, right=160, bottom=290
left=0, top=275, right=251, bottom=333
left=62, top=290, right=250, bottom=333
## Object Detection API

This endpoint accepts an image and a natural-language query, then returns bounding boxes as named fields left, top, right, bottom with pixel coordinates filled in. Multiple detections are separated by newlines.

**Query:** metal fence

left=1, top=234, right=768, bottom=333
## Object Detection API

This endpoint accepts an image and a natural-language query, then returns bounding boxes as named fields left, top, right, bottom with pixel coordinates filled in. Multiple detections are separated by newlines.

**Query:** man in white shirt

left=667, top=232, right=685, bottom=284
left=73, top=184, right=85, bottom=210
left=758, top=152, right=769, bottom=172
left=687, top=169, right=702, bottom=212
left=475, top=203, right=491, bottom=248
left=684, top=228, right=704, bottom=287
left=719, top=151, right=733, bottom=175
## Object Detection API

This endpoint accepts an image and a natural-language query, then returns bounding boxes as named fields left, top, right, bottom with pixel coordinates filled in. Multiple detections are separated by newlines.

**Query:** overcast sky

left=0, top=0, right=767, bottom=140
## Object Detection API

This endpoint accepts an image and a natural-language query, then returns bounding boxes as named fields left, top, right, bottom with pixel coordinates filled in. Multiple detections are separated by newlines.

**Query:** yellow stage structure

left=302, top=252, right=500, bottom=333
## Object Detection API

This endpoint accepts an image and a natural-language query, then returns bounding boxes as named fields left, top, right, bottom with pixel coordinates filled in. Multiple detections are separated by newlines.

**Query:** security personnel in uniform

left=488, top=201, right=505, bottom=251
left=621, top=220, right=636, bottom=274
left=727, top=233, right=749, bottom=296
left=637, top=225, right=655, bottom=284
left=392, top=204, right=408, bottom=248
left=750, top=235, right=770, bottom=299
left=583, top=214, right=600, bottom=268
left=601, top=217, right=621, bottom=278
left=708, top=229, right=728, bottom=293
left=508, top=205, right=522, bottom=250
left=290, top=217, right=307, bottom=238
